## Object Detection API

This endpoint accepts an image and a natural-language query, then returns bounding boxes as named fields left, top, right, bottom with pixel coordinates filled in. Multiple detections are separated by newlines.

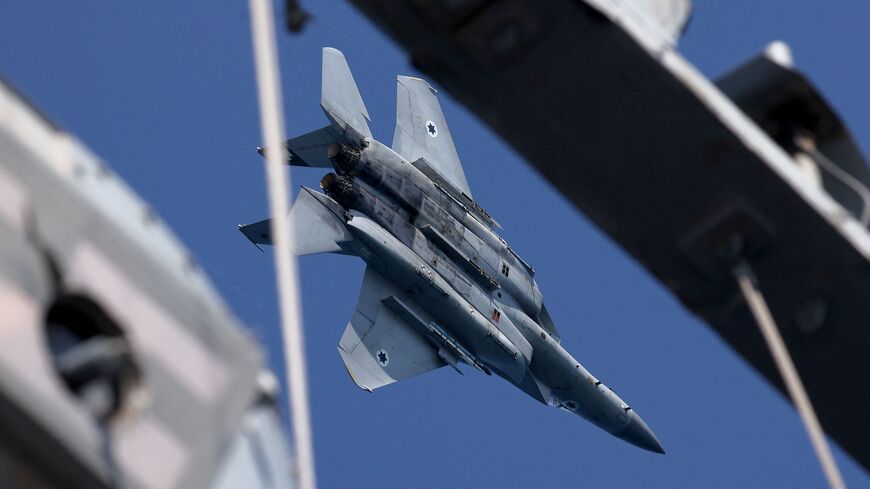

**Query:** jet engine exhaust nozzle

left=327, top=143, right=363, bottom=175
left=320, top=172, right=356, bottom=207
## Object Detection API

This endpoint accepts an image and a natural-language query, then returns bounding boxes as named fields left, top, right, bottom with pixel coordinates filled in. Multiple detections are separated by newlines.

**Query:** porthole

left=44, top=294, right=142, bottom=421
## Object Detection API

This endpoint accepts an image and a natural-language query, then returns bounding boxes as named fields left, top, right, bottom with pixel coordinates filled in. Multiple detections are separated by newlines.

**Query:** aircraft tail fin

left=239, top=187, right=355, bottom=256
left=321, top=47, right=372, bottom=143
left=392, top=75, right=471, bottom=196
left=255, top=48, right=368, bottom=167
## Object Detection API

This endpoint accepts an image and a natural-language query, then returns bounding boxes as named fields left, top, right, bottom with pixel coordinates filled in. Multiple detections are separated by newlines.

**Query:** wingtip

left=397, top=75, right=437, bottom=94
left=238, top=224, right=265, bottom=253
left=322, top=46, right=343, bottom=58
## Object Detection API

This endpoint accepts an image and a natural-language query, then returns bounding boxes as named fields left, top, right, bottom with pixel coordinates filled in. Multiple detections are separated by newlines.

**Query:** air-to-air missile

left=241, top=47, right=664, bottom=453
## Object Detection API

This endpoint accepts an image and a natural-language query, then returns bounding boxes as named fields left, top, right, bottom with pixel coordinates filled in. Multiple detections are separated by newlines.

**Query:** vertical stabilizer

left=392, top=75, right=471, bottom=196
left=321, top=47, right=372, bottom=143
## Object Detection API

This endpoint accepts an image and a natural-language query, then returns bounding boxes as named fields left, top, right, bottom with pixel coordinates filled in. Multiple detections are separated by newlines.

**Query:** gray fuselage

left=319, top=139, right=662, bottom=452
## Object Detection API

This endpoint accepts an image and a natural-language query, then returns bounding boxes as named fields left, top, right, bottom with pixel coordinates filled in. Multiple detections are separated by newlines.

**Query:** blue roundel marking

left=425, top=120, right=438, bottom=138
left=376, top=349, right=390, bottom=367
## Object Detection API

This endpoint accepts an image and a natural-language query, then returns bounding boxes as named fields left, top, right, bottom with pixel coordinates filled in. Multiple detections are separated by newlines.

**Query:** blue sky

left=2, top=1, right=868, bottom=487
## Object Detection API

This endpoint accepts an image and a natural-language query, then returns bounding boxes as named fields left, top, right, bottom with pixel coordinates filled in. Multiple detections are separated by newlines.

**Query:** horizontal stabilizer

left=238, top=188, right=353, bottom=256
left=257, top=125, right=341, bottom=168
left=338, top=267, right=445, bottom=391
left=321, top=47, right=372, bottom=143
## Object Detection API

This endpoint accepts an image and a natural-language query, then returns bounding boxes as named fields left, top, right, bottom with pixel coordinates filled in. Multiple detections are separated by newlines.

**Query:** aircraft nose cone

left=615, top=412, right=665, bottom=454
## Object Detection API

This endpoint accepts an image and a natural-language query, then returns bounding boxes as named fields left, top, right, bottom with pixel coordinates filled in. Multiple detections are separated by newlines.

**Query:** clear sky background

left=2, top=1, right=869, bottom=488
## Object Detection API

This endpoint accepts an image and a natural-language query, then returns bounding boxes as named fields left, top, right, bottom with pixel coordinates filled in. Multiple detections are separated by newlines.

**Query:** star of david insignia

left=376, top=349, right=389, bottom=366
left=425, top=120, right=438, bottom=137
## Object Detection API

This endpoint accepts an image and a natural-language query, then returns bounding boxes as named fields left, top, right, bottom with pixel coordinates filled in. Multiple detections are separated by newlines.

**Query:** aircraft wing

left=392, top=75, right=472, bottom=197
left=338, top=266, right=446, bottom=391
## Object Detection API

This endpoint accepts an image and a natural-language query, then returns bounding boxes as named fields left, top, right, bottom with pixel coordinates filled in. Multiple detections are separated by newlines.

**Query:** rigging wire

left=733, top=261, right=846, bottom=489
left=794, top=134, right=870, bottom=227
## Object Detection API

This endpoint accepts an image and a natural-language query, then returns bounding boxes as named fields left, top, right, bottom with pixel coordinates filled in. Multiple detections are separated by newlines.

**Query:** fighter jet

left=240, top=47, right=664, bottom=454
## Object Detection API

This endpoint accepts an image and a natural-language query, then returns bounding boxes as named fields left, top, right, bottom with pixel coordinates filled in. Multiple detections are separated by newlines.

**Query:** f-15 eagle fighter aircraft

left=240, top=47, right=664, bottom=453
